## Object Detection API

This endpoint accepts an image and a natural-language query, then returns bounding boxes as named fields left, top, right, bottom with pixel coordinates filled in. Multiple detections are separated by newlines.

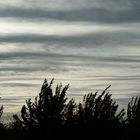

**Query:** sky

left=0, top=0, right=140, bottom=115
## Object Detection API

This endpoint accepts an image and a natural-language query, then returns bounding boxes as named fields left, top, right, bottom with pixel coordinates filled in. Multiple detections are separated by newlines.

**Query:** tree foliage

left=12, top=80, right=126, bottom=139
left=13, top=79, right=69, bottom=129
left=127, top=96, right=140, bottom=125
left=0, top=78, right=140, bottom=139
left=77, top=85, right=125, bottom=122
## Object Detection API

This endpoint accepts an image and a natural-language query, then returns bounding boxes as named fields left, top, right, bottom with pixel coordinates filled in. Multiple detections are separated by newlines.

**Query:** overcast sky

left=0, top=0, right=140, bottom=113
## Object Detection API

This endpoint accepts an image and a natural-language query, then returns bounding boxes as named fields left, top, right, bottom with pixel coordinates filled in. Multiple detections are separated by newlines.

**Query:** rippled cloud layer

left=0, top=0, right=140, bottom=113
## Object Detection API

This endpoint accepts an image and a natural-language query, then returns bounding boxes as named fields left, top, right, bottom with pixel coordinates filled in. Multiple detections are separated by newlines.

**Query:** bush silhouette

left=77, top=85, right=125, bottom=121
left=0, top=106, right=6, bottom=138
left=13, top=79, right=69, bottom=138
left=126, top=96, right=140, bottom=139
left=0, top=78, right=140, bottom=139
left=127, top=96, right=140, bottom=125
left=65, top=85, right=125, bottom=139
left=12, top=79, right=126, bottom=139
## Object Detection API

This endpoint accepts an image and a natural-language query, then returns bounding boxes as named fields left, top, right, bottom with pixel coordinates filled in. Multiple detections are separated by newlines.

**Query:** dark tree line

left=0, top=79, right=140, bottom=139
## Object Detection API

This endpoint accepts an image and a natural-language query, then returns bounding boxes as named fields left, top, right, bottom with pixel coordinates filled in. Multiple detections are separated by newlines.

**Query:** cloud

left=0, top=0, right=140, bottom=23
left=0, top=82, right=38, bottom=87
left=0, top=31, right=139, bottom=47
left=0, top=0, right=140, bottom=113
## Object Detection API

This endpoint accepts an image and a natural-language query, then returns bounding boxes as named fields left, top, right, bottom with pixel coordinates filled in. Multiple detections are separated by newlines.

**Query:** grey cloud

left=0, top=51, right=82, bottom=60
left=0, top=48, right=139, bottom=67
left=1, top=0, right=140, bottom=113
left=0, top=1, right=140, bottom=23
left=0, top=64, right=68, bottom=73
left=0, top=34, right=62, bottom=43
left=81, top=75, right=140, bottom=81
left=0, top=31, right=139, bottom=47
left=0, top=82, right=39, bottom=87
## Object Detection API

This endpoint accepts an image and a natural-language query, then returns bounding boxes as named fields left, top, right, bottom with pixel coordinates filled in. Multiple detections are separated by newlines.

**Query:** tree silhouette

left=11, top=79, right=133, bottom=140
left=13, top=79, right=69, bottom=138
left=72, top=85, right=125, bottom=139
left=1, top=78, right=140, bottom=139
left=127, top=96, right=140, bottom=125
left=0, top=105, right=5, bottom=139
left=0, top=105, right=3, bottom=119
left=126, top=96, right=140, bottom=139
